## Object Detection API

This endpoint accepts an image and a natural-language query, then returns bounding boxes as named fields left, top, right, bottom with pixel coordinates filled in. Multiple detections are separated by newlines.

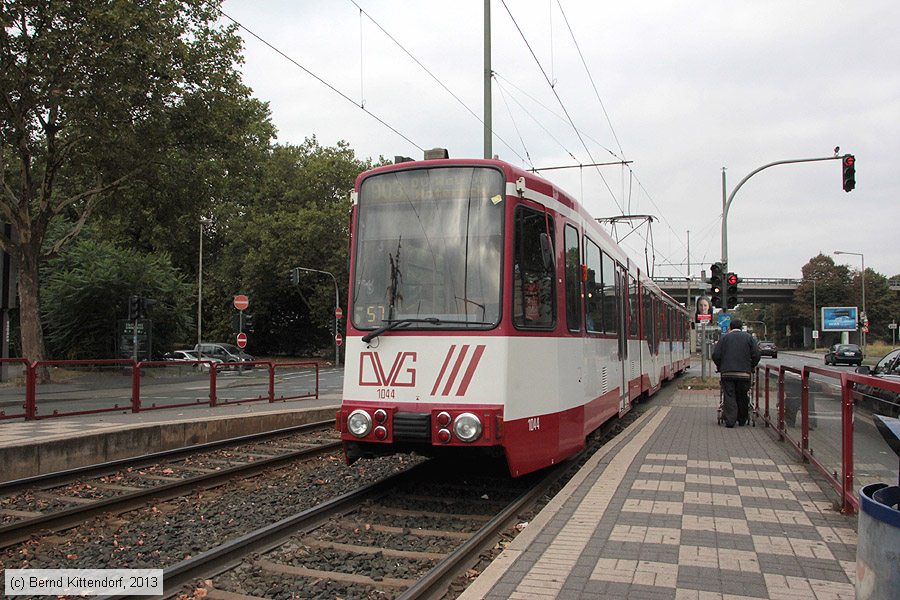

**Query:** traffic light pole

left=293, top=267, right=341, bottom=368
left=721, top=155, right=845, bottom=296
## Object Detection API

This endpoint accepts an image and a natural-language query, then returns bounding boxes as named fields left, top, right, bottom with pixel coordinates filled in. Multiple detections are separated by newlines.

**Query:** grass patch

left=865, top=342, right=897, bottom=360
left=677, top=376, right=721, bottom=390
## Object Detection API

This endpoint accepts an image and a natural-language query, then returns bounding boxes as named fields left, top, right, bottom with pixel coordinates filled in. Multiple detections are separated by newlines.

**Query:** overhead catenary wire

left=494, top=73, right=623, bottom=161
left=495, top=80, right=535, bottom=169
left=226, top=3, right=693, bottom=279
left=346, top=0, right=526, bottom=163
left=555, top=0, right=625, bottom=159
left=217, top=8, right=424, bottom=152
left=499, top=0, right=625, bottom=215
left=493, top=76, right=578, bottom=166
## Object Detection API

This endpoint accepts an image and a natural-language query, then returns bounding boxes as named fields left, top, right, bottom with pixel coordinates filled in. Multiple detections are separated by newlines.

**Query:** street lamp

left=198, top=217, right=212, bottom=353
left=744, top=320, right=767, bottom=338
left=293, top=267, right=341, bottom=367
left=834, top=251, right=865, bottom=351
left=801, top=278, right=818, bottom=350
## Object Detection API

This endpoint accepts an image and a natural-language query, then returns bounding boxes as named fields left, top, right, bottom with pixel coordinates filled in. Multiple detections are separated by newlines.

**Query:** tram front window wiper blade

left=361, top=319, right=419, bottom=343
left=361, top=317, right=494, bottom=344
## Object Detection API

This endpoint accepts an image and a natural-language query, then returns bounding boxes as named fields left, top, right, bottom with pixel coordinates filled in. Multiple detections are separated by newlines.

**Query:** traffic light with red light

left=725, top=273, right=741, bottom=309
left=842, top=154, right=855, bottom=192
left=709, top=262, right=724, bottom=308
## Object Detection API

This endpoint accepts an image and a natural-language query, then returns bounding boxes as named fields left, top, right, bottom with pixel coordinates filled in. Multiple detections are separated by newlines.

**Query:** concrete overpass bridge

left=653, top=277, right=900, bottom=305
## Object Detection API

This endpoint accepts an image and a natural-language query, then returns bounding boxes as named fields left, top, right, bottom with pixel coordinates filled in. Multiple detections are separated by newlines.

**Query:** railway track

left=105, top=458, right=554, bottom=600
left=0, top=422, right=339, bottom=548
left=119, top=415, right=630, bottom=600
left=3, top=401, right=649, bottom=599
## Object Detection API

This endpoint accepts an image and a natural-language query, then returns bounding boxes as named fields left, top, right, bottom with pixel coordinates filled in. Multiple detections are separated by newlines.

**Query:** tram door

left=617, top=265, right=628, bottom=413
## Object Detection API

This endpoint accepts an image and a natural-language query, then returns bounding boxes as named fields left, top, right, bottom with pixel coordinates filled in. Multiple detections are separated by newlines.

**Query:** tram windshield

left=352, top=166, right=504, bottom=330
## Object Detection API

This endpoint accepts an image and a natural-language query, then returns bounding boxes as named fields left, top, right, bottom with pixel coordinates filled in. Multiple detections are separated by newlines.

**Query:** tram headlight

left=347, top=410, right=373, bottom=438
left=453, top=412, right=482, bottom=443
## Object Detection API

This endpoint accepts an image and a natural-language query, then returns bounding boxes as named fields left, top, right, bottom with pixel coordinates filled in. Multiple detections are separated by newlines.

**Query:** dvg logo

left=358, top=344, right=486, bottom=397
left=359, top=351, right=417, bottom=387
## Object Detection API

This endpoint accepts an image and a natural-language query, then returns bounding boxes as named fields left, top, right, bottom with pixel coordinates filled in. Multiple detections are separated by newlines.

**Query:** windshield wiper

left=361, top=317, right=493, bottom=343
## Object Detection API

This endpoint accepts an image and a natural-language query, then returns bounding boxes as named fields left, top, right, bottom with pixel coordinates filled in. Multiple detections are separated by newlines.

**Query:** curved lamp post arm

left=293, top=267, right=342, bottom=367
left=722, top=155, right=842, bottom=269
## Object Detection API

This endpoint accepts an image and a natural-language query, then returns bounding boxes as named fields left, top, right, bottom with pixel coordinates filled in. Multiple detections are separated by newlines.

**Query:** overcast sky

left=221, top=0, right=899, bottom=282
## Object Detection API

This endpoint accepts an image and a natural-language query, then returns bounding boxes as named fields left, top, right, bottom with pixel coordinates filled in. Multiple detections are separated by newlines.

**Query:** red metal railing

left=754, top=363, right=900, bottom=514
left=32, top=359, right=136, bottom=419
left=0, top=358, right=323, bottom=421
left=134, top=361, right=216, bottom=411
left=0, top=358, right=29, bottom=420
left=211, top=361, right=274, bottom=406
left=272, top=362, right=320, bottom=402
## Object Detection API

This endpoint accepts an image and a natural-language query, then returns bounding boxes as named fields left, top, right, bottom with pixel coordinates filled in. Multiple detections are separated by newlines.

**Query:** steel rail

left=0, top=420, right=335, bottom=493
left=400, top=418, right=621, bottom=600
left=0, top=439, right=342, bottom=549
left=397, top=461, right=569, bottom=599
left=100, top=461, right=432, bottom=600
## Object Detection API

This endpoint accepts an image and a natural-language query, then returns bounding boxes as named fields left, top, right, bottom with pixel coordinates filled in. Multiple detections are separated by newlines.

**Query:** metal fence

left=0, top=359, right=320, bottom=421
left=753, top=363, right=900, bottom=513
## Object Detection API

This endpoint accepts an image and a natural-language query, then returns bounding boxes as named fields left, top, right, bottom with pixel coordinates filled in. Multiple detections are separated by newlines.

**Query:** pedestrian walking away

left=712, top=319, right=760, bottom=427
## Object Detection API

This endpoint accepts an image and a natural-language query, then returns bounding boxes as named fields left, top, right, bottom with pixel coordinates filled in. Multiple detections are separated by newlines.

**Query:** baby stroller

left=717, top=378, right=756, bottom=426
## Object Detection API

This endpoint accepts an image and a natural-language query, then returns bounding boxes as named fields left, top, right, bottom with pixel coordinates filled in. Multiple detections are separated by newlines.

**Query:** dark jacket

left=712, top=330, right=761, bottom=377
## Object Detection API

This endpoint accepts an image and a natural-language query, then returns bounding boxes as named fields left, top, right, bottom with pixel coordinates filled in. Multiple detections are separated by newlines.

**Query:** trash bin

left=856, top=484, right=900, bottom=600
left=856, top=483, right=900, bottom=600
left=856, top=415, right=900, bottom=600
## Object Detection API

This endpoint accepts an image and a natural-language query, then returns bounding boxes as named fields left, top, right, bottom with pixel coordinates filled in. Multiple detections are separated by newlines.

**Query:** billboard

left=821, top=306, right=858, bottom=332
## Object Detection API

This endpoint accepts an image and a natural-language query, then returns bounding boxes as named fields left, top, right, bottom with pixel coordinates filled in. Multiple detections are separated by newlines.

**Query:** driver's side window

left=512, top=206, right=555, bottom=329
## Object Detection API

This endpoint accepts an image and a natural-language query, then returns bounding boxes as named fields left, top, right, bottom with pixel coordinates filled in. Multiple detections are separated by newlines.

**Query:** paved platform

left=0, top=395, right=341, bottom=481
left=462, top=386, right=858, bottom=600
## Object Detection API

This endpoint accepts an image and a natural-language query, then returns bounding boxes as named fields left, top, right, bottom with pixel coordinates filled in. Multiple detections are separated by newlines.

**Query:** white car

left=162, top=350, right=222, bottom=372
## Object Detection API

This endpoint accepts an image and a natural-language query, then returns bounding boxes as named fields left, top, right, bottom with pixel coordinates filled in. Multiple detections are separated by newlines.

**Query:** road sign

left=233, top=294, right=249, bottom=311
left=335, top=333, right=343, bottom=346
left=335, top=307, right=343, bottom=320
left=236, top=332, right=247, bottom=348
left=889, top=323, right=898, bottom=330
left=717, top=313, right=732, bottom=334
left=812, top=330, right=819, bottom=339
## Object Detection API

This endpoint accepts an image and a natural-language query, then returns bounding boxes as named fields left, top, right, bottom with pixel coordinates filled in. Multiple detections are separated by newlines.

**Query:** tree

left=851, top=269, right=900, bottom=343
left=42, top=236, right=194, bottom=359
left=794, top=254, right=850, bottom=341
left=0, top=0, right=259, bottom=367
left=205, top=139, right=383, bottom=357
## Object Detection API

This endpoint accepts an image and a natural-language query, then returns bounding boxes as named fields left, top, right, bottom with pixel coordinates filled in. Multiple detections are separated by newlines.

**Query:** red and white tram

left=337, top=152, right=690, bottom=476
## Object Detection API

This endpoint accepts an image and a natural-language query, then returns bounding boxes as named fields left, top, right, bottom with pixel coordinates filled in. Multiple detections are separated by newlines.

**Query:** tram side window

left=601, top=252, right=617, bottom=334
left=628, top=276, right=639, bottom=338
left=564, top=225, right=581, bottom=332
left=584, top=237, right=603, bottom=332
left=643, top=289, right=655, bottom=351
left=513, top=207, right=555, bottom=329
left=656, top=302, right=669, bottom=342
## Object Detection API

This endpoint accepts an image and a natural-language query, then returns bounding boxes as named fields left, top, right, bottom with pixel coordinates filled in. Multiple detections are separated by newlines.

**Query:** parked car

left=162, top=350, right=222, bottom=372
left=854, top=348, right=900, bottom=417
left=824, top=343, right=863, bottom=366
left=194, top=343, right=255, bottom=369
left=757, top=341, right=778, bottom=358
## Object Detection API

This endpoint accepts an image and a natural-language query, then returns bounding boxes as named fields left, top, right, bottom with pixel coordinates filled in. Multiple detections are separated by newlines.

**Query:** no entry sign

left=233, top=294, right=249, bottom=311
left=236, top=332, right=248, bottom=348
